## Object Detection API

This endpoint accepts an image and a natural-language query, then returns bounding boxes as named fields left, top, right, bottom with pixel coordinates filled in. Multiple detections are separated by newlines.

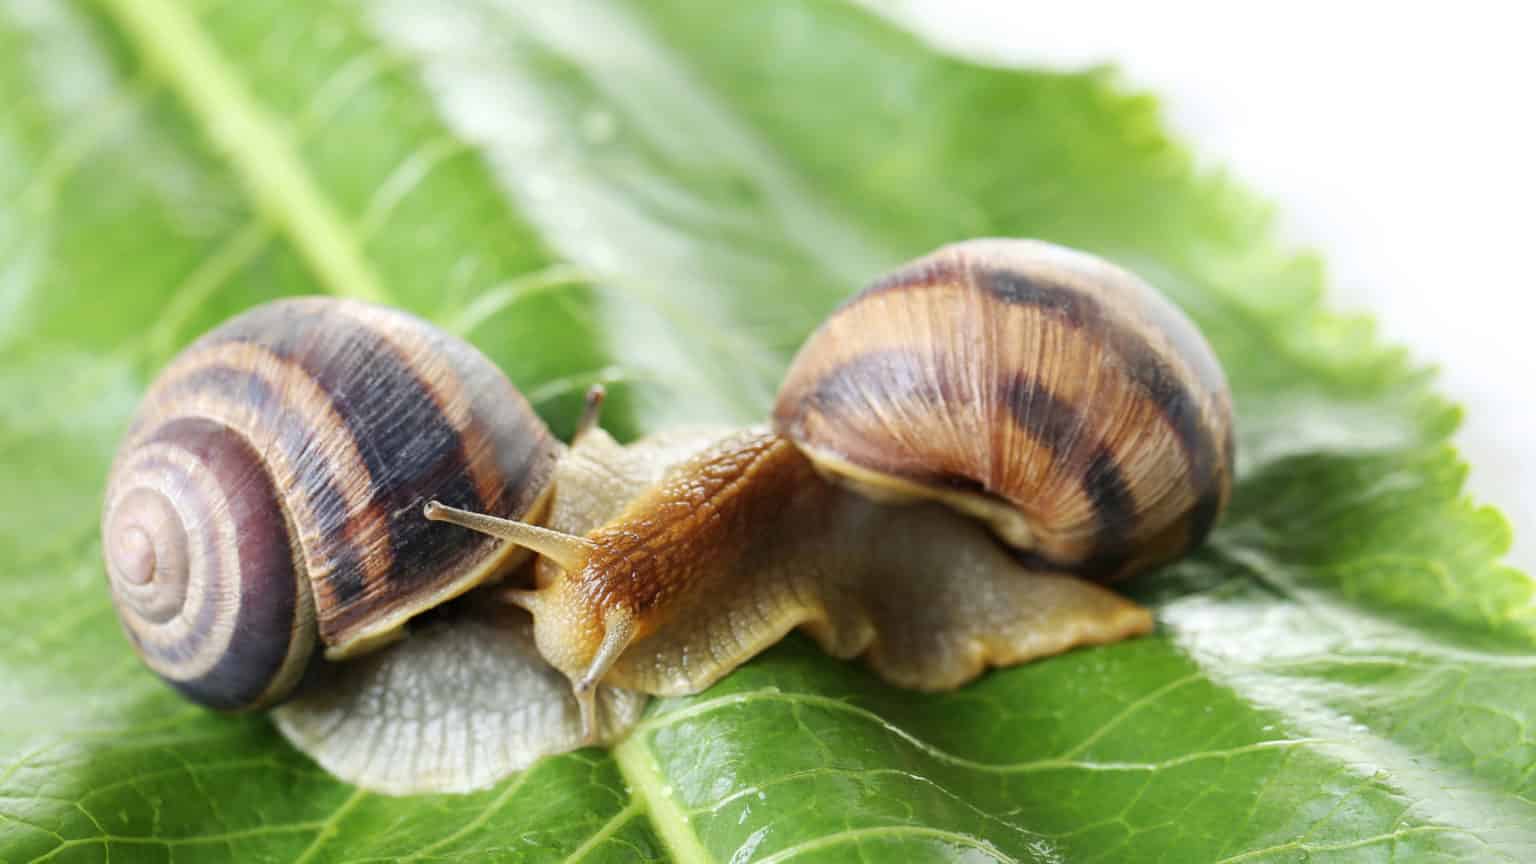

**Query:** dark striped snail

left=99, top=298, right=645, bottom=793
left=102, top=238, right=1233, bottom=794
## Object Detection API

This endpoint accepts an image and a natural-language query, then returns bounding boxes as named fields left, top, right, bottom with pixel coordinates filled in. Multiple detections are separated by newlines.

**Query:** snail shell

left=101, top=297, right=560, bottom=711
left=774, top=238, right=1234, bottom=581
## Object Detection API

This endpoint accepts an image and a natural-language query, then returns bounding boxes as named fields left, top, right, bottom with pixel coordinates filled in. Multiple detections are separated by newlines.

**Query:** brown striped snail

left=102, top=238, right=1233, bottom=794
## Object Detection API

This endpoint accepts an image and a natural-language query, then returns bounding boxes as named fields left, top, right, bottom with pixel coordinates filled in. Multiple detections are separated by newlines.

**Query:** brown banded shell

left=101, top=297, right=561, bottom=711
left=773, top=238, right=1234, bottom=582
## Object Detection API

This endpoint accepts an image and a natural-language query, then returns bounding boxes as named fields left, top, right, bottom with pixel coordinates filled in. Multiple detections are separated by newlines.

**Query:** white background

left=887, top=1, right=1536, bottom=572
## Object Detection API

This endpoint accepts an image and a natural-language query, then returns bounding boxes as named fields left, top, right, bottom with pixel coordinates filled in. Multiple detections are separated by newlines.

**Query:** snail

left=427, top=238, right=1234, bottom=740
left=101, top=297, right=662, bottom=793
left=101, top=238, right=1233, bottom=794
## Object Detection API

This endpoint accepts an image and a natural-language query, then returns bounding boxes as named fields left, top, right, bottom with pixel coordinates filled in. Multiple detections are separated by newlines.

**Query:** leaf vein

left=751, top=824, right=1019, bottom=864
left=96, top=0, right=392, bottom=305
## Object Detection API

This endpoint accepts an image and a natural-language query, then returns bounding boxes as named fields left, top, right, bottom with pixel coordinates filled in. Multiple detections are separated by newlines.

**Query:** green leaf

left=3, top=0, right=1533, bottom=861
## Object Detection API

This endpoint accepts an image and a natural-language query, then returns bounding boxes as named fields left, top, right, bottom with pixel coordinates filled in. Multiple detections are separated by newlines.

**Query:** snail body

left=430, top=427, right=1151, bottom=724
left=104, top=238, right=1233, bottom=792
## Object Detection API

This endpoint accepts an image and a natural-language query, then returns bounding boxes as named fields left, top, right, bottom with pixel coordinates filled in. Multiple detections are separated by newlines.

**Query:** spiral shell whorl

left=103, top=297, right=561, bottom=710
left=104, top=417, right=314, bottom=711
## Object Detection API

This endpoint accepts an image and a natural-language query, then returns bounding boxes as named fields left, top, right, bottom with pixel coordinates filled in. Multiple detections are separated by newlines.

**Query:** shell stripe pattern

left=979, top=268, right=1222, bottom=502
left=778, top=240, right=1232, bottom=580
left=207, top=313, right=486, bottom=608
left=194, top=299, right=557, bottom=648
left=999, top=370, right=1140, bottom=543
left=790, top=351, right=1143, bottom=572
left=979, top=264, right=1230, bottom=575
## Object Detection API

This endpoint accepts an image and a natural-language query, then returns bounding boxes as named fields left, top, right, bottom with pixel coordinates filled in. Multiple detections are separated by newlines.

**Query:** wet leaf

left=2, top=0, right=1532, bottom=861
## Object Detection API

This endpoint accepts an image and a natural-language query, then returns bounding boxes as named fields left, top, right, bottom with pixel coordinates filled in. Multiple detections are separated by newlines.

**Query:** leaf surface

left=1, top=0, right=1532, bottom=861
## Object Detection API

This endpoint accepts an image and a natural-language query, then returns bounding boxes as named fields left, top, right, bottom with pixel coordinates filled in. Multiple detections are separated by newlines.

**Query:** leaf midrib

left=90, top=0, right=700, bottom=859
left=99, top=0, right=390, bottom=307
left=613, top=733, right=711, bottom=864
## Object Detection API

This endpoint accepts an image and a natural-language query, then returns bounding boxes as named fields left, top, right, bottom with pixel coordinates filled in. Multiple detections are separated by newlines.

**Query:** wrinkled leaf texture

left=2, top=0, right=1533, bottom=862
